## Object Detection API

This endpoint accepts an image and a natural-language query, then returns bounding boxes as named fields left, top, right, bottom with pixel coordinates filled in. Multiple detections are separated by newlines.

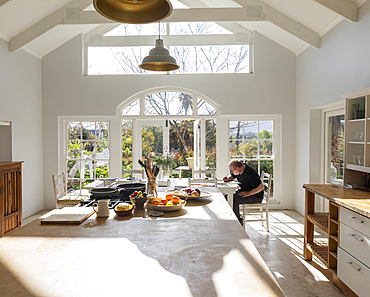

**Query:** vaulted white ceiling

left=0, top=0, right=366, bottom=59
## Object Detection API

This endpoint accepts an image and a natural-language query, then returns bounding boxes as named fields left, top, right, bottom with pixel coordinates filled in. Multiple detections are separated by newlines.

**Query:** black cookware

left=90, top=187, right=118, bottom=199
left=116, top=183, right=146, bottom=200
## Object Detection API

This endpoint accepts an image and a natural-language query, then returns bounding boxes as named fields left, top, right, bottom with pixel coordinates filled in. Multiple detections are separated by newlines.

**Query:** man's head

left=229, top=160, right=243, bottom=175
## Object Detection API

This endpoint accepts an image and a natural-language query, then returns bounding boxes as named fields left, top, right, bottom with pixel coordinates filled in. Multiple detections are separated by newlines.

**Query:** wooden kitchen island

left=303, top=184, right=370, bottom=297
left=0, top=187, right=284, bottom=297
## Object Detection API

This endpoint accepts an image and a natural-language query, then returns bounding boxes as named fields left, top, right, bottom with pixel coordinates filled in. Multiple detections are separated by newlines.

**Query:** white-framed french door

left=132, top=118, right=214, bottom=171
left=324, top=108, right=345, bottom=185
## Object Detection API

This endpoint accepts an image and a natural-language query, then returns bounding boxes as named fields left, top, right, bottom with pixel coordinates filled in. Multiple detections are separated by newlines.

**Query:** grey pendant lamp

left=139, top=23, right=180, bottom=72
left=93, top=0, right=173, bottom=24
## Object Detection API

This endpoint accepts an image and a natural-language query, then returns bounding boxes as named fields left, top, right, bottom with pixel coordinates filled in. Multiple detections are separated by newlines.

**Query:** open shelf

left=329, top=251, right=338, bottom=260
left=307, top=213, right=328, bottom=233
left=308, top=241, right=329, bottom=266
left=330, top=234, right=338, bottom=242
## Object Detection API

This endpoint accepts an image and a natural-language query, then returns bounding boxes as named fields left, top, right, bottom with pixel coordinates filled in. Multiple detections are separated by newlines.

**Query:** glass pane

left=259, top=121, right=273, bottom=139
left=229, top=140, right=243, bottom=158
left=67, top=160, right=80, bottom=179
left=142, top=125, right=163, bottom=157
left=96, top=142, right=109, bottom=157
left=67, top=179, right=80, bottom=192
left=68, top=141, right=81, bottom=158
left=122, top=120, right=133, bottom=170
left=206, top=120, right=216, bottom=170
left=260, top=160, right=274, bottom=177
left=145, top=92, right=193, bottom=115
left=122, top=99, right=140, bottom=116
left=67, top=122, right=81, bottom=140
left=259, top=140, right=273, bottom=156
left=244, top=121, right=258, bottom=139
left=244, top=140, right=258, bottom=159
left=82, top=141, right=95, bottom=157
left=96, top=122, right=109, bottom=140
left=104, top=23, right=166, bottom=37
left=96, top=164, right=109, bottom=178
left=328, top=114, right=345, bottom=184
left=83, top=160, right=95, bottom=179
left=247, top=161, right=258, bottom=172
left=229, top=121, right=243, bottom=140
left=170, top=22, right=232, bottom=35
left=82, top=122, right=96, bottom=140
left=89, top=45, right=249, bottom=75
left=88, top=47, right=152, bottom=75
left=198, top=98, right=217, bottom=115
left=171, top=45, right=249, bottom=74
left=169, top=120, right=194, bottom=168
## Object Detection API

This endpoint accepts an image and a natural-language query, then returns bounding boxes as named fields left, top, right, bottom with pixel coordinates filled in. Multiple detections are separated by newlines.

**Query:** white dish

left=165, top=189, right=212, bottom=199
left=147, top=199, right=186, bottom=212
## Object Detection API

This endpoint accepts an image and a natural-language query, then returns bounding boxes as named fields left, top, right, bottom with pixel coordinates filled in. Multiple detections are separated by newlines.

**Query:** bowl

left=114, top=204, right=134, bottom=216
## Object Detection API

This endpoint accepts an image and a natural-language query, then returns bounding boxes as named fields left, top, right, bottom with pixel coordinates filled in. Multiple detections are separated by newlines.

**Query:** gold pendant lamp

left=139, top=23, right=180, bottom=72
left=93, top=0, right=173, bottom=24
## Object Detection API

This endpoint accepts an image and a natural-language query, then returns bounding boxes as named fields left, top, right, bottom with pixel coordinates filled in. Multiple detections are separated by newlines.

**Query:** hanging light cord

left=158, top=22, right=161, bottom=39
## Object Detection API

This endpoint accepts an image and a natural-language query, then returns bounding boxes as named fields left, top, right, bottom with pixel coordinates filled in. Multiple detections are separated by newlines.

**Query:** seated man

left=223, top=160, right=264, bottom=225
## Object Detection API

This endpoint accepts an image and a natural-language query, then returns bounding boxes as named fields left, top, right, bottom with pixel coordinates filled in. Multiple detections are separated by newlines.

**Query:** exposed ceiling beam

left=9, top=0, right=91, bottom=52
left=85, top=34, right=250, bottom=47
left=70, top=8, right=319, bottom=47
left=234, top=0, right=320, bottom=48
left=11, top=3, right=320, bottom=52
left=313, top=0, right=357, bottom=22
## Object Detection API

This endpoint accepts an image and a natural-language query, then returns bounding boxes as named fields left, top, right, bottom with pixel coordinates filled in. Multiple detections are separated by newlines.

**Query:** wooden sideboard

left=303, top=184, right=370, bottom=297
left=0, top=161, right=23, bottom=237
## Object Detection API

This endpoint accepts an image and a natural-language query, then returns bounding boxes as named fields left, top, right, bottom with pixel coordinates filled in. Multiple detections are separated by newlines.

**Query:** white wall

left=0, top=38, right=44, bottom=218
left=42, top=32, right=296, bottom=210
left=295, top=1, right=370, bottom=214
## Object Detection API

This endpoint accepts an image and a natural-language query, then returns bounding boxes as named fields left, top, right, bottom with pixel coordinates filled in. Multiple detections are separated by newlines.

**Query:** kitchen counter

left=303, top=184, right=370, bottom=219
left=0, top=187, right=284, bottom=297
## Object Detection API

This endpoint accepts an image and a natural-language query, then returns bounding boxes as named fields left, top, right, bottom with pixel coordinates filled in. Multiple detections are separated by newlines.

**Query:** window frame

left=224, top=114, right=281, bottom=204
left=84, top=22, right=253, bottom=76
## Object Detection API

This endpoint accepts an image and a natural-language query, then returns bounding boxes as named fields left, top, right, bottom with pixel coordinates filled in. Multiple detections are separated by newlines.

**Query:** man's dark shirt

left=231, top=163, right=263, bottom=194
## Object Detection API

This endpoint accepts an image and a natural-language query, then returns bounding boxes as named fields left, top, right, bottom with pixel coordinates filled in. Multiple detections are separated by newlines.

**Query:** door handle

left=346, top=261, right=361, bottom=272
left=349, top=216, right=364, bottom=224
left=349, top=233, right=363, bottom=242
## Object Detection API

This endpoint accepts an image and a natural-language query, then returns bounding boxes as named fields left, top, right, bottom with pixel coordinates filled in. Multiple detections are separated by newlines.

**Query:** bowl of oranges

left=147, top=194, right=186, bottom=212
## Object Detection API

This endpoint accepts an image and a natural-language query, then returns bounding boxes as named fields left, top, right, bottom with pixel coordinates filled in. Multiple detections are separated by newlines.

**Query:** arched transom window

left=119, top=90, right=219, bottom=177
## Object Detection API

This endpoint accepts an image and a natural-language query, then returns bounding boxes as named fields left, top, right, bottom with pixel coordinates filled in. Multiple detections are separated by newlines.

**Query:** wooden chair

left=52, top=172, right=86, bottom=208
left=188, top=169, right=217, bottom=187
left=122, top=169, right=145, bottom=179
left=242, top=171, right=272, bottom=232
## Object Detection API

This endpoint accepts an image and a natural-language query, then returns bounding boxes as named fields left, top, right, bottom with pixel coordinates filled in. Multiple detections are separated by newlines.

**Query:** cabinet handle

left=349, top=233, right=363, bottom=242
left=346, top=261, right=361, bottom=272
left=349, top=216, right=364, bottom=224
left=0, top=186, right=3, bottom=194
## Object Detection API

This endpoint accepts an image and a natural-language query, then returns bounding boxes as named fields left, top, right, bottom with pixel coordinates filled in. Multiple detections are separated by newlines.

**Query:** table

left=0, top=188, right=284, bottom=297
left=175, top=165, right=192, bottom=177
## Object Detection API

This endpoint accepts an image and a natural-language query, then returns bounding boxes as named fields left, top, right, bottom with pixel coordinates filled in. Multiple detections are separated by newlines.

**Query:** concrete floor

left=23, top=209, right=344, bottom=297
left=244, top=210, right=344, bottom=297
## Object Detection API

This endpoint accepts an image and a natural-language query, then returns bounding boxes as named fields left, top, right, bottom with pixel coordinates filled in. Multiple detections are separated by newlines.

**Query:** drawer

left=338, top=248, right=370, bottom=297
left=340, top=207, right=370, bottom=238
left=340, top=222, right=370, bottom=268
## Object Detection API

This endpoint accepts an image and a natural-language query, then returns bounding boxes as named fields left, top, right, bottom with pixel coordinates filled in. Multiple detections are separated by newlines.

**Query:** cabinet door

left=0, top=168, right=3, bottom=237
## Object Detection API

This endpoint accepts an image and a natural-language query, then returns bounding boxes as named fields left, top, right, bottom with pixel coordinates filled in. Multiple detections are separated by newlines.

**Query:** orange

left=152, top=199, right=160, bottom=205
left=166, top=194, right=173, bottom=201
